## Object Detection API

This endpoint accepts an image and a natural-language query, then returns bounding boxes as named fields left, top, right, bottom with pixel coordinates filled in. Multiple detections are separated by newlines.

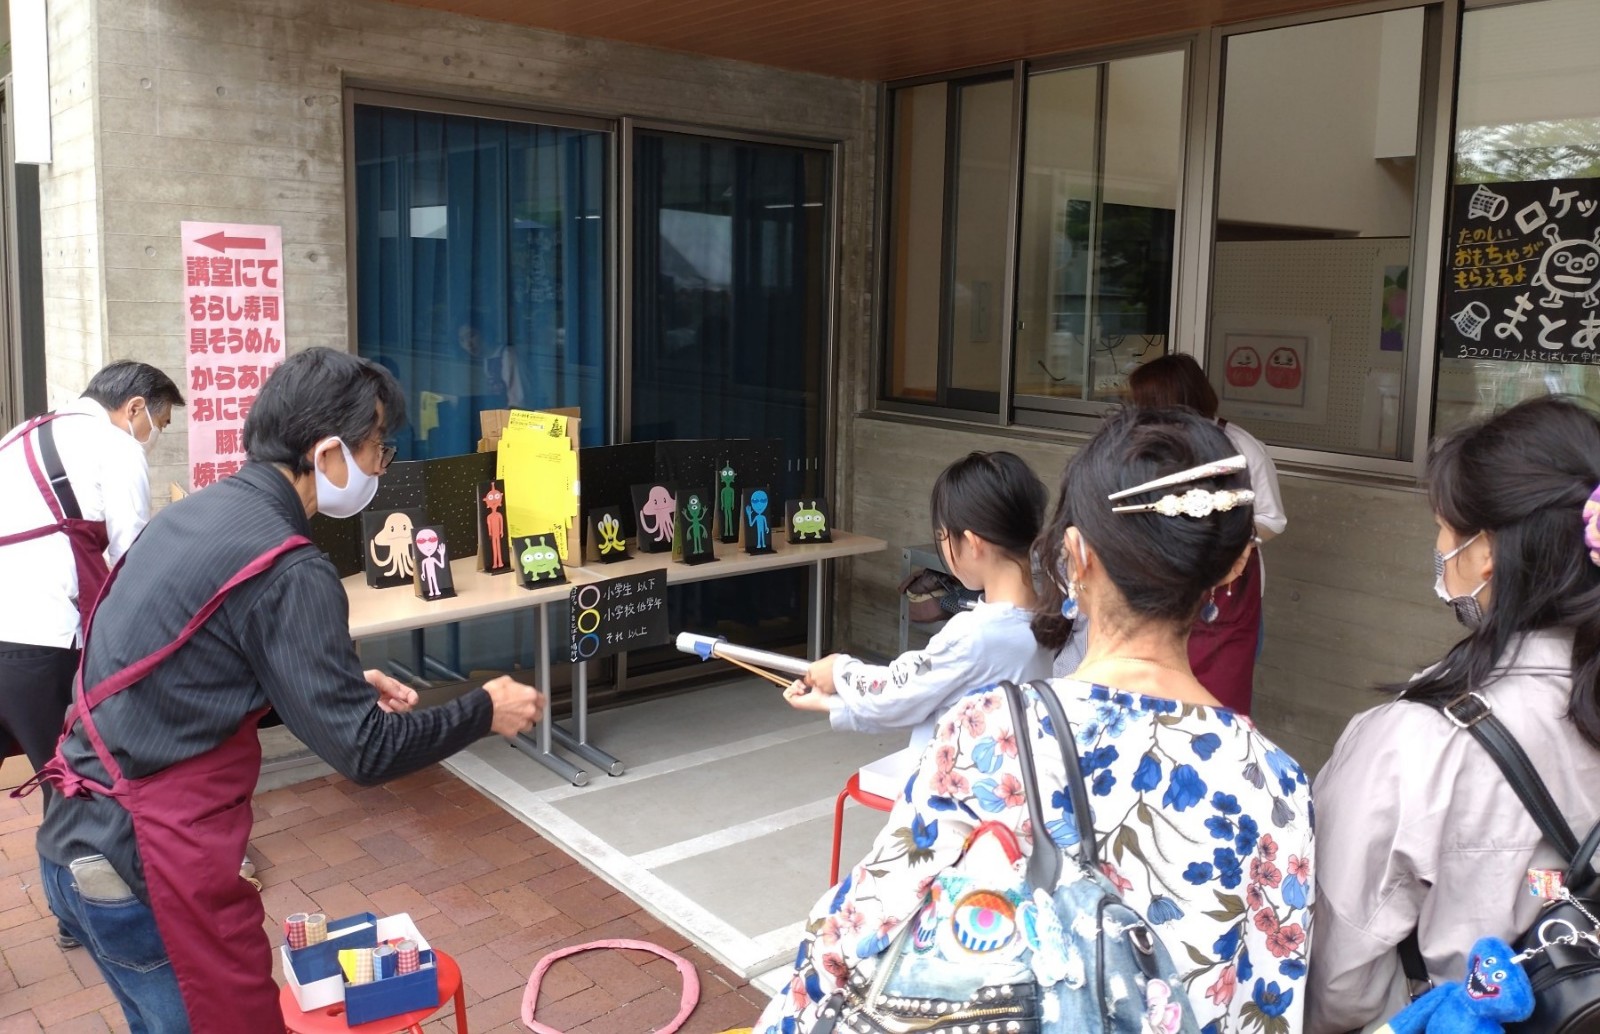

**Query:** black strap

left=1398, top=690, right=1600, bottom=997
left=1434, top=692, right=1582, bottom=864
left=35, top=418, right=82, bottom=521
left=1398, top=931, right=1431, bottom=998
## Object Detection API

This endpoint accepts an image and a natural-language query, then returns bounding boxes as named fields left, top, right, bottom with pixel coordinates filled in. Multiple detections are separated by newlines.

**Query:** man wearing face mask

left=0, top=360, right=183, bottom=780
left=25, top=348, right=545, bottom=1034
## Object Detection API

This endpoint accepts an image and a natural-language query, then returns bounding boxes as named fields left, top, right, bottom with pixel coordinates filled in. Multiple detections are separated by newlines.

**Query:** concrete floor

left=442, top=677, right=905, bottom=990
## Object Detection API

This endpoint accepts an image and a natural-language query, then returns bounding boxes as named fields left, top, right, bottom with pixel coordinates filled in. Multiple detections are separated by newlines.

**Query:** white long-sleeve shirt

left=830, top=600, right=1052, bottom=753
left=0, top=397, right=150, bottom=648
left=1221, top=419, right=1286, bottom=540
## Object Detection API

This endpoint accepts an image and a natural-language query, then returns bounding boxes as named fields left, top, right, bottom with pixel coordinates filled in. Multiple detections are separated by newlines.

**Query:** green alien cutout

left=791, top=501, right=827, bottom=541
left=718, top=464, right=737, bottom=537
left=684, top=493, right=710, bottom=555
left=519, top=539, right=562, bottom=582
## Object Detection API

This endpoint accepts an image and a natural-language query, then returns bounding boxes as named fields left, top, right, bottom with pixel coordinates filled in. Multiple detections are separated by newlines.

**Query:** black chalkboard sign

left=569, top=569, right=670, bottom=663
left=1442, top=176, right=1600, bottom=365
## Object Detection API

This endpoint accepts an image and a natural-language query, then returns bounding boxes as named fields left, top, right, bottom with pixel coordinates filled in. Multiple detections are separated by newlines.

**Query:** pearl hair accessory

left=1107, top=454, right=1254, bottom=520
left=1112, top=487, right=1256, bottom=519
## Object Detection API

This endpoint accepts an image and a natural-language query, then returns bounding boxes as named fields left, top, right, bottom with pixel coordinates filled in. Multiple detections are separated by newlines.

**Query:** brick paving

left=0, top=764, right=767, bottom=1033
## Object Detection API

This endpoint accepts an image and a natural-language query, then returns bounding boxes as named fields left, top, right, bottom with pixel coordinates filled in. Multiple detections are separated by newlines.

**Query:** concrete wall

left=836, top=415, right=1462, bottom=774
left=46, top=0, right=875, bottom=495
left=39, top=0, right=103, bottom=405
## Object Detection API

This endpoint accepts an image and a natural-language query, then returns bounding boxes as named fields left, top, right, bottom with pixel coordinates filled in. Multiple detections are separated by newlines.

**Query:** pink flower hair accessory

left=1585, top=483, right=1600, bottom=568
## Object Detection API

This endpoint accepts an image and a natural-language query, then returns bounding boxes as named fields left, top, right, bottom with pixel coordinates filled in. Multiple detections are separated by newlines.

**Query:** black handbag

left=1400, top=692, right=1600, bottom=1032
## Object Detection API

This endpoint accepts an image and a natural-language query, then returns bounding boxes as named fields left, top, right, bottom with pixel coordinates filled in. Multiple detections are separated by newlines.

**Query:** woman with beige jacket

left=1308, top=396, right=1600, bottom=1032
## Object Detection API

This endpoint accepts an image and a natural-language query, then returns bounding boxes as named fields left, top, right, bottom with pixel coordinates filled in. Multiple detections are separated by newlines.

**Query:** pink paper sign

left=181, top=221, right=285, bottom=490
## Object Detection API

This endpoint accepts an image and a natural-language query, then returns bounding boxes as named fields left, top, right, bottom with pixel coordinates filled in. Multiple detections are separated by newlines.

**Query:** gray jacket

left=1308, top=629, right=1600, bottom=1033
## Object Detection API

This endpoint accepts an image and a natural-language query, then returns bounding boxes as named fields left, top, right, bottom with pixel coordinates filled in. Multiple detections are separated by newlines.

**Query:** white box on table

left=280, top=912, right=433, bottom=1015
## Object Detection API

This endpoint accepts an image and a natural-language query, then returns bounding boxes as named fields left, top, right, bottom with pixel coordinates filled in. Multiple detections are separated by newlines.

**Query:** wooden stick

left=720, top=652, right=795, bottom=689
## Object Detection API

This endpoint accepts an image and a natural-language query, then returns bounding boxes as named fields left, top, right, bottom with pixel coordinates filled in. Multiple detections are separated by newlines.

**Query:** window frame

left=870, top=1, right=1464, bottom=482
left=875, top=64, right=1021, bottom=426
left=343, top=85, right=622, bottom=444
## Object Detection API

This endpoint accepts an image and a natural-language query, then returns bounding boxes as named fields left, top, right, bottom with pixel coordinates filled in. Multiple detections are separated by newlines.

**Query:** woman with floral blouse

left=756, top=408, right=1315, bottom=1034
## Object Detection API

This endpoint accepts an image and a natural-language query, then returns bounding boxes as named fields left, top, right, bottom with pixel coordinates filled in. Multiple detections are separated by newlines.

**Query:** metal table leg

left=511, top=602, right=588, bottom=785
left=549, top=661, right=624, bottom=776
left=807, top=559, right=823, bottom=660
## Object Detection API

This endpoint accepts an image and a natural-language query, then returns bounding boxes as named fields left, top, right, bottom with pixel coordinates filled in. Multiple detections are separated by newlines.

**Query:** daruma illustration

left=1265, top=346, right=1302, bottom=390
left=1226, top=346, right=1262, bottom=388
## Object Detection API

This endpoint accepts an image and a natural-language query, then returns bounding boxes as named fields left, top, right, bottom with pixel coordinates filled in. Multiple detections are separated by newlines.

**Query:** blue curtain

left=353, top=106, right=608, bottom=458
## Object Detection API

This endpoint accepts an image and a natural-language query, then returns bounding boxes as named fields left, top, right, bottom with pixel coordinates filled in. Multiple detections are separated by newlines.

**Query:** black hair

left=929, top=452, right=1057, bottom=649
left=1033, top=407, right=1254, bottom=647
left=1127, top=354, right=1220, bottom=418
left=1390, top=395, right=1600, bottom=750
left=243, top=348, right=406, bottom=475
left=81, top=361, right=185, bottom=415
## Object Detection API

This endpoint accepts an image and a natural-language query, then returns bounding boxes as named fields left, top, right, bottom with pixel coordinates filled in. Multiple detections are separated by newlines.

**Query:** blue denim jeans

left=41, top=855, right=189, bottom=1034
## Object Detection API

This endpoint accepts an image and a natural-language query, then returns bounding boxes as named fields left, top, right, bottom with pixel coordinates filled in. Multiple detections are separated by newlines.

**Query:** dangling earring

left=1057, top=556, right=1081, bottom=620
left=1202, top=589, right=1220, bottom=624
left=1062, top=579, right=1081, bottom=620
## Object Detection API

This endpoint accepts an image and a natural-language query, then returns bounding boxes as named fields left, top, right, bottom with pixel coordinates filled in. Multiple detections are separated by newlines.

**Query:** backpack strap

left=1002, top=679, right=1098, bottom=894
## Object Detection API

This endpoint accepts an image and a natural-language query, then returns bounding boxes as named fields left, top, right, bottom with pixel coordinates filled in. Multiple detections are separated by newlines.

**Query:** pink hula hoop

left=521, top=938, right=701, bottom=1034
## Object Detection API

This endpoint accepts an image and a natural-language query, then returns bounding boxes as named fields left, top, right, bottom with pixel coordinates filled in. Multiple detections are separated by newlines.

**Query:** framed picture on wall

left=1212, top=316, right=1330, bottom=427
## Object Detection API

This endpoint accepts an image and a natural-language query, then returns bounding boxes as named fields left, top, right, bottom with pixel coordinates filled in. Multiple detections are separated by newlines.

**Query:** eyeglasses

left=376, top=442, right=397, bottom=471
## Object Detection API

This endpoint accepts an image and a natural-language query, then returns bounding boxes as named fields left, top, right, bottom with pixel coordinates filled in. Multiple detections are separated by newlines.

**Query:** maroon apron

left=1188, top=547, right=1263, bottom=715
left=0, top=413, right=113, bottom=632
left=23, top=534, right=312, bottom=1033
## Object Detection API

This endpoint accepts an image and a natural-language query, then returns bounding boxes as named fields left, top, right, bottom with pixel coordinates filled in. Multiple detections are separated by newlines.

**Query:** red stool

left=281, top=947, right=468, bottom=1034
left=829, top=772, right=894, bottom=886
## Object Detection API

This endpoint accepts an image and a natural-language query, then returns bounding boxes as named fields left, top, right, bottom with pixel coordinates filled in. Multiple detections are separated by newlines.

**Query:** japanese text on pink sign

left=182, top=221, right=285, bottom=490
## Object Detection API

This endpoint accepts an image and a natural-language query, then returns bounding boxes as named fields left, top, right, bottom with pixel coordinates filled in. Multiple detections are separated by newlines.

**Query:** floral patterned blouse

left=756, top=680, right=1315, bottom=1034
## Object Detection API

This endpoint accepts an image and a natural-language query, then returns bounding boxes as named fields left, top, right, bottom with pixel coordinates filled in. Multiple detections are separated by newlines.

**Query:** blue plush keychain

left=1375, top=937, right=1533, bottom=1034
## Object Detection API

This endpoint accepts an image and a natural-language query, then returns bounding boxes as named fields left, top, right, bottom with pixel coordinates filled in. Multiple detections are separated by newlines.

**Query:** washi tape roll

left=373, top=944, right=398, bottom=980
left=285, top=913, right=308, bottom=950
left=396, top=939, right=419, bottom=976
left=304, top=913, right=327, bottom=946
left=353, top=947, right=375, bottom=986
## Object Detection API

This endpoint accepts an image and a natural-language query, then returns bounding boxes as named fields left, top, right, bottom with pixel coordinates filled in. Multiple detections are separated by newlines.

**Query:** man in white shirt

left=0, top=360, right=184, bottom=772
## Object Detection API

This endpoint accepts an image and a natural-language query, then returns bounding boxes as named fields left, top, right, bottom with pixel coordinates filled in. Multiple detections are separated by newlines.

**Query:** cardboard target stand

left=333, top=412, right=888, bottom=786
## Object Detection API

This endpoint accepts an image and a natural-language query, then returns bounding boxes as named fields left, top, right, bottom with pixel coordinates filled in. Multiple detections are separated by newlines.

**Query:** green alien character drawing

left=718, top=465, right=737, bottom=534
left=791, top=501, right=827, bottom=541
left=519, top=539, right=562, bottom=582
left=684, top=493, right=710, bottom=554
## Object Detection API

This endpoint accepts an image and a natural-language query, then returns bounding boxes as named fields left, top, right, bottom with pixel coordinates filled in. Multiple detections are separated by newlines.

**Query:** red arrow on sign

left=194, top=231, right=266, bottom=253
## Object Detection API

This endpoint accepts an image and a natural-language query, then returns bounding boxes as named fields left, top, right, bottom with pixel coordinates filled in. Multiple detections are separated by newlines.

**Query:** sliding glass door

left=631, top=127, right=833, bottom=657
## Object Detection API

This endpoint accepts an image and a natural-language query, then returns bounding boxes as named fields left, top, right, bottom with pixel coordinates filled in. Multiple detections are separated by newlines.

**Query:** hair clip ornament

left=1113, top=488, right=1256, bottom=519
left=1107, top=455, right=1248, bottom=502
left=1583, top=483, right=1600, bottom=568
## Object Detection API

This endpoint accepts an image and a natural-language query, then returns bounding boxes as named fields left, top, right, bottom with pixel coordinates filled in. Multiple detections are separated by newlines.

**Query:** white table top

left=345, top=530, right=886, bottom=639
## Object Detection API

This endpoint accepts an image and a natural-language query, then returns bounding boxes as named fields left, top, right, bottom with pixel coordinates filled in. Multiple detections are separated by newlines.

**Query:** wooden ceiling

left=382, top=0, right=1363, bottom=81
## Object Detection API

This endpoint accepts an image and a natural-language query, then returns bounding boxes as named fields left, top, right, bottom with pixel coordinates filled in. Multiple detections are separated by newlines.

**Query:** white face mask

left=1433, top=531, right=1487, bottom=629
left=313, top=438, right=380, bottom=519
left=129, top=402, right=161, bottom=456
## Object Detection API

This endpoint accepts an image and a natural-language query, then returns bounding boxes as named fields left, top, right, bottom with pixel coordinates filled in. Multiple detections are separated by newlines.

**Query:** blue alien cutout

left=742, top=486, right=775, bottom=555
